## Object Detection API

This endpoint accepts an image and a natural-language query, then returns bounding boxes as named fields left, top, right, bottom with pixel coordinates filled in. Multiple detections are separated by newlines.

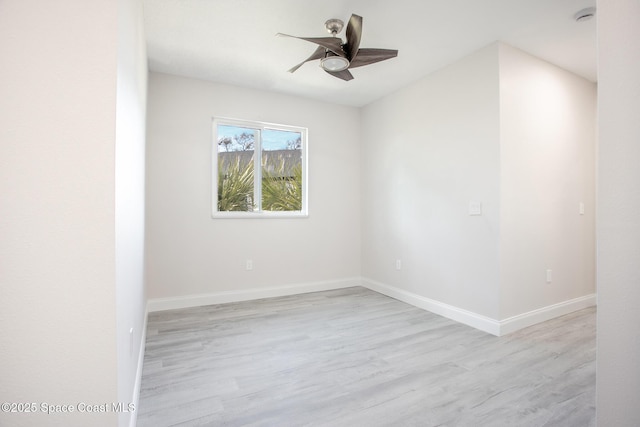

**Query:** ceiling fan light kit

left=278, top=13, right=398, bottom=81
left=320, top=56, right=350, bottom=72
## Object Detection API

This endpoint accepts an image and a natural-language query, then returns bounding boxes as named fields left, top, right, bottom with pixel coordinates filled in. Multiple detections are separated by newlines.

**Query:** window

left=212, top=117, right=307, bottom=217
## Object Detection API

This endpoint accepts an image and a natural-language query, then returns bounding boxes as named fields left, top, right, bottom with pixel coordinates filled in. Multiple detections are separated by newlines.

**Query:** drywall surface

left=0, top=1, right=118, bottom=426
left=361, top=44, right=502, bottom=319
left=498, top=43, right=596, bottom=319
left=115, top=0, right=147, bottom=425
left=145, top=73, right=361, bottom=299
left=361, top=42, right=596, bottom=325
left=596, top=0, right=640, bottom=424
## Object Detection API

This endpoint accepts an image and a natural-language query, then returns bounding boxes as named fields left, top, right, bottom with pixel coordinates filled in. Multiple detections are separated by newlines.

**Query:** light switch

left=469, top=201, right=483, bottom=216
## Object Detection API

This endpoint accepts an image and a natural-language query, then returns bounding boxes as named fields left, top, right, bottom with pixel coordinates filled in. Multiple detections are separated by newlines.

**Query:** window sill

left=211, top=211, right=309, bottom=219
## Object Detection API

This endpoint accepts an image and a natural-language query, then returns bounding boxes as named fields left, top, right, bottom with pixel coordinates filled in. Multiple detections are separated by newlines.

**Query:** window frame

left=212, top=117, right=308, bottom=219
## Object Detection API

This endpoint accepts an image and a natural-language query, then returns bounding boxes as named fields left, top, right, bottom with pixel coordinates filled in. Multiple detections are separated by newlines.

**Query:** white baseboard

left=499, top=293, right=597, bottom=335
left=361, top=278, right=596, bottom=336
left=361, top=278, right=502, bottom=335
left=129, top=305, right=148, bottom=427
left=146, top=276, right=597, bottom=335
left=147, top=277, right=361, bottom=312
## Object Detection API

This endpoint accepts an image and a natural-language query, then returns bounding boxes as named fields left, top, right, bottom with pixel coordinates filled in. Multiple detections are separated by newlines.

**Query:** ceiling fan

left=277, top=14, right=398, bottom=81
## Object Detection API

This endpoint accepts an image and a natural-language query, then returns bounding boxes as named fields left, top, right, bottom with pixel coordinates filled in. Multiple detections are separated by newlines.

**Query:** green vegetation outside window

left=213, top=118, right=307, bottom=217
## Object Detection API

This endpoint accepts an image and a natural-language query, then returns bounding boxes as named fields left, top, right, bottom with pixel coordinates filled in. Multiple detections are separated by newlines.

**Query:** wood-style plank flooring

left=137, top=287, right=595, bottom=426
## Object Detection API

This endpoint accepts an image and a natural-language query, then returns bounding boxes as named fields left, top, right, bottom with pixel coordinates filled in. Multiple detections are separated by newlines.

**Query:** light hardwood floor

left=137, top=287, right=595, bottom=426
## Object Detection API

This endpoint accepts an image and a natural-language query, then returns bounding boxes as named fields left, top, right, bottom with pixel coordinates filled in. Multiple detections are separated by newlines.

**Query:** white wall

left=499, top=43, right=596, bottom=319
left=597, top=0, right=640, bottom=424
left=145, top=73, right=361, bottom=301
left=116, top=0, right=147, bottom=426
left=361, top=42, right=596, bottom=331
left=361, top=44, right=502, bottom=320
left=0, top=1, right=119, bottom=426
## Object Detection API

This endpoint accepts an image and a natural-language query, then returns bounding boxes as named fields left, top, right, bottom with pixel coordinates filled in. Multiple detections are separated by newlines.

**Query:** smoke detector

left=574, top=7, right=596, bottom=22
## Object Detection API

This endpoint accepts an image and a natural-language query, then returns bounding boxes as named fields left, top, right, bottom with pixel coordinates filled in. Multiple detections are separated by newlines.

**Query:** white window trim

left=212, top=117, right=308, bottom=219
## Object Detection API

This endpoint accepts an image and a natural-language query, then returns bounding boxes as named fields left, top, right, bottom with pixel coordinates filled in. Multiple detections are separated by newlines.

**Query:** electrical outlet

left=546, top=269, right=552, bottom=283
left=395, top=259, right=402, bottom=270
left=246, top=259, right=253, bottom=271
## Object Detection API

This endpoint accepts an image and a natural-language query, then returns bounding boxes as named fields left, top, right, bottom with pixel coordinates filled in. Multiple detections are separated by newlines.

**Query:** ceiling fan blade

left=349, top=48, right=398, bottom=68
left=345, top=14, right=362, bottom=61
left=288, top=46, right=326, bottom=73
left=277, top=33, right=346, bottom=57
left=325, top=69, right=354, bottom=81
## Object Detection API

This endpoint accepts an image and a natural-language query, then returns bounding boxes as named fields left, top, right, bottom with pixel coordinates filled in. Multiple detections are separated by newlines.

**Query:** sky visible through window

left=218, top=125, right=300, bottom=151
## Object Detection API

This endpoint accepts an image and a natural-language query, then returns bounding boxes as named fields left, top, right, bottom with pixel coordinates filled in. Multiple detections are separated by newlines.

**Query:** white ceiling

left=143, top=0, right=597, bottom=107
